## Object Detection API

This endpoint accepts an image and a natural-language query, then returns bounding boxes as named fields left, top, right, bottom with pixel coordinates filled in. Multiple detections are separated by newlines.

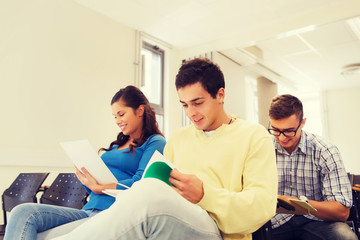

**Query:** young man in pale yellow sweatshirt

left=53, top=58, right=278, bottom=240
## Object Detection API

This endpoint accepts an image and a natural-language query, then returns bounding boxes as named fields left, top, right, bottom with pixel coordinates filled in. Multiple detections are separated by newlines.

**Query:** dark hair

left=100, top=85, right=163, bottom=153
left=269, top=94, right=303, bottom=121
left=175, top=58, right=225, bottom=98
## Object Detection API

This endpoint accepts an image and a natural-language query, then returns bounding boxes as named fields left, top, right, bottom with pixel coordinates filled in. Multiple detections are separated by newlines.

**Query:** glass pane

left=182, top=108, right=191, bottom=127
left=141, top=47, right=162, bottom=106
left=156, top=114, right=164, bottom=133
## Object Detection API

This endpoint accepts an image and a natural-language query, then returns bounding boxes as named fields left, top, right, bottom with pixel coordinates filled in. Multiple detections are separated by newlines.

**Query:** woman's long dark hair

left=100, top=85, right=163, bottom=153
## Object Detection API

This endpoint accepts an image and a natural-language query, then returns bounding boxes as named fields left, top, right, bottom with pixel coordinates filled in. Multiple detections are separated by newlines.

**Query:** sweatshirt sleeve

left=198, top=135, right=278, bottom=235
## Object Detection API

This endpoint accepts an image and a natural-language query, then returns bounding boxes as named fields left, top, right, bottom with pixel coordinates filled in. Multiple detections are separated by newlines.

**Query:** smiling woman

left=3, top=86, right=166, bottom=240
left=101, top=85, right=164, bottom=153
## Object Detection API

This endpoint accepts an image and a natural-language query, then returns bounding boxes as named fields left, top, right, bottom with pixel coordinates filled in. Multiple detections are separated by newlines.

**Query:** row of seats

left=1, top=172, right=360, bottom=239
left=0, top=173, right=88, bottom=236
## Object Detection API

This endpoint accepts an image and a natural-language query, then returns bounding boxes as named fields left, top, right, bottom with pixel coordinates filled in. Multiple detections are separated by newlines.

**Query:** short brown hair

left=175, top=58, right=225, bottom=98
left=269, top=94, right=303, bottom=120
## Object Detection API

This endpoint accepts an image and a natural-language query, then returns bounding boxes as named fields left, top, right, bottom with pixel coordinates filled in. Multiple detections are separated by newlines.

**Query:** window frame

left=141, top=41, right=165, bottom=116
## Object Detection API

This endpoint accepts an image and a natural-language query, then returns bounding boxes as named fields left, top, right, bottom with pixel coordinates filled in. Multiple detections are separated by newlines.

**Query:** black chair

left=348, top=173, right=354, bottom=186
left=252, top=220, right=272, bottom=240
left=1, top=173, right=49, bottom=235
left=353, top=175, right=360, bottom=186
left=39, top=173, right=88, bottom=209
left=348, top=187, right=360, bottom=238
left=347, top=173, right=360, bottom=238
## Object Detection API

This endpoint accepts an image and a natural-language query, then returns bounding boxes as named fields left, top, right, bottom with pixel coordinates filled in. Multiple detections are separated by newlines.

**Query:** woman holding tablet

left=4, top=85, right=166, bottom=240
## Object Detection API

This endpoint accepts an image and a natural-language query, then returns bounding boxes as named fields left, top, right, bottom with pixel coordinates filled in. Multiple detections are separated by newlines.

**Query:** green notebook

left=143, top=161, right=173, bottom=185
left=142, top=150, right=176, bottom=186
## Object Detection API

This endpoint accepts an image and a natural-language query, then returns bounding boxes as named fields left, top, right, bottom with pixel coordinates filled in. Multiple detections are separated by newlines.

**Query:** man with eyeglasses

left=268, top=94, right=356, bottom=240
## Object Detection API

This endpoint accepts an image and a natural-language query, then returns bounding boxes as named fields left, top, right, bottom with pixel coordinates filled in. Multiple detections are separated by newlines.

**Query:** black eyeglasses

left=268, top=120, right=303, bottom=137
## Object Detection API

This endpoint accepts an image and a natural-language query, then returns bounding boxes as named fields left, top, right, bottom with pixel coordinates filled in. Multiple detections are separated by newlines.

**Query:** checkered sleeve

left=319, top=145, right=353, bottom=208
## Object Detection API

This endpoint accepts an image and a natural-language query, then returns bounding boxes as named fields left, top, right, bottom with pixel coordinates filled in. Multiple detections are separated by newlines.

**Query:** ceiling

left=72, top=0, right=360, bottom=91
left=220, top=15, right=360, bottom=91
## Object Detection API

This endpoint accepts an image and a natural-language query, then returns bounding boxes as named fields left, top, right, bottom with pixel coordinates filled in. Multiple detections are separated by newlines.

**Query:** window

left=278, top=87, right=323, bottom=136
left=140, top=41, right=165, bottom=132
left=182, top=108, right=192, bottom=127
left=298, top=92, right=323, bottom=136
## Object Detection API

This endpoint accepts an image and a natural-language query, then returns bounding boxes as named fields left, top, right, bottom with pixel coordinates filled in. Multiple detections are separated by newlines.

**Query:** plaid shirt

left=271, top=130, right=353, bottom=229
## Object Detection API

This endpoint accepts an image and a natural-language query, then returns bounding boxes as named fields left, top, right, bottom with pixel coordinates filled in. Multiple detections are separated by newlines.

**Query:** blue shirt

left=271, top=131, right=352, bottom=228
left=82, top=134, right=166, bottom=211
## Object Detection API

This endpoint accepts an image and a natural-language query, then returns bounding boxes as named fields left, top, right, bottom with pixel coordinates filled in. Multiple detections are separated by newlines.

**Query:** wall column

left=257, top=77, right=278, bottom=128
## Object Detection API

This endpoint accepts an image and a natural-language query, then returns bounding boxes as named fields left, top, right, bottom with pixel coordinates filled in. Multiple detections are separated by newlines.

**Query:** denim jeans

left=4, top=202, right=100, bottom=240
left=272, top=215, right=358, bottom=240
left=53, top=178, right=223, bottom=240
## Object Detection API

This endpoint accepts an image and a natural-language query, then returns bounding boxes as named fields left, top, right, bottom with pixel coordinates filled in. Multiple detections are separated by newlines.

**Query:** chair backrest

left=39, top=173, right=88, bottom=209
left=353, top=175, right=360, bottom=185
left=351, top=188, right=360, bottom=238
left=347, top=173, right=360, bottom=238
left=2, top=173, right=49, bottom=225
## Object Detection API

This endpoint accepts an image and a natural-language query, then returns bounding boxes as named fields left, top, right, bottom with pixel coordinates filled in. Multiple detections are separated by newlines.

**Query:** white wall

left=257, top=77, right=278, bottom=128
left=213, top=53, right=248, bottom=118
left=321, top=86, right=360, bottom=174
left=163, top=50, right=183, bottom=137
left=0, top=0, right=136, bottom=168
left=0, top=0, right=137, bottom=224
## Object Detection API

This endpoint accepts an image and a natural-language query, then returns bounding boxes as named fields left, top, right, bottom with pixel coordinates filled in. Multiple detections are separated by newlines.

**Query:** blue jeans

left=4, top=203, right=100, bottom=240
left=272, top=215, right=358, bottom=240
left=53, top=178, right=223, bottom=240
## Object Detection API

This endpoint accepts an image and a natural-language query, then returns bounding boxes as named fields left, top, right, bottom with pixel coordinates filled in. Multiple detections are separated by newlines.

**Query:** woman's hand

left=169, top=168, right=204, bottom=204
left=75, top=166, right=103, bottom=194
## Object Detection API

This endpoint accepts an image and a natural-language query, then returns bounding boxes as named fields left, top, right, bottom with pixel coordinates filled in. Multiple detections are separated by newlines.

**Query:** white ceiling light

left=347, top=17, right=360, bottom=40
